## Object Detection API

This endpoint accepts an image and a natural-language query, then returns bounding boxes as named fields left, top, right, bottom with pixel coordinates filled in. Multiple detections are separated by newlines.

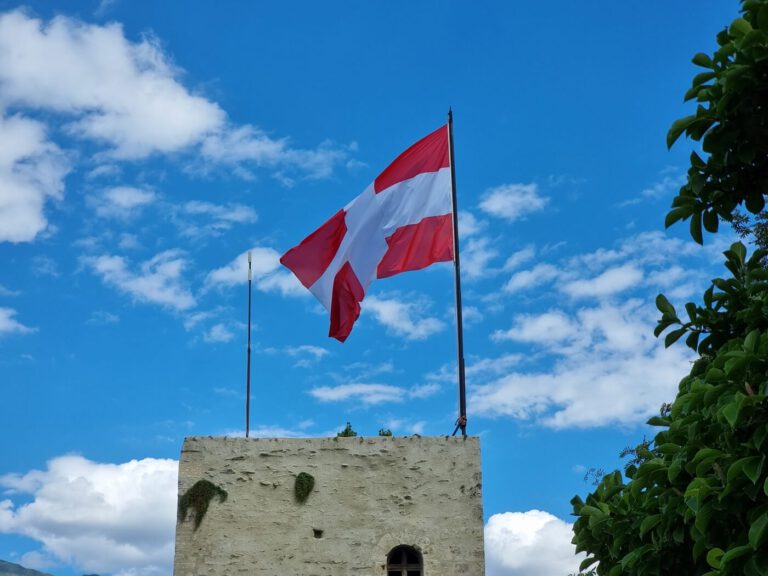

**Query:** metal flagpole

left=246, top=251, right=252, bottom=438
left=447, top=109, right=468, bottom=437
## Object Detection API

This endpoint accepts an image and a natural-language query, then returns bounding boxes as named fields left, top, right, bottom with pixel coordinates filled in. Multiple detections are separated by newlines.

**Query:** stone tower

left=173, top=435, right=485, bottom=575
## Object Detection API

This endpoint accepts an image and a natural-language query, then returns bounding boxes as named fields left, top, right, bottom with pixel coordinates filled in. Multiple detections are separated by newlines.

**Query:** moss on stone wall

left=178, top=479, right=228, bottom=530
left=294, top=472, right=315, bottom=504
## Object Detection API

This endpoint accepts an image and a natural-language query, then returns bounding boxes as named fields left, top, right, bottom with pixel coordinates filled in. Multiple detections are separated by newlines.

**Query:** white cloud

left=621, top=169, right=686, bottom=206
left=503, top=246, right=535, bottom=271
left=492, top=311, right=578, bottom=344
left=262, top=344, right=329, bottom=367
left=473, top=300, right=692, bottom=428
left=466, top=354, right=523, bottom=377
left=31, top=255, right=60, bottom=277
left=0, top=10, right=224, bottom=158
left=86, top=310, right=119, bottom=324
left=485, top=510, right=584, bottom=576
left=461, top=305, right=484, bottom=326
left=0, top=284, right=19, bottom=296
left=640, top=170, right=685, bottom=200
left=285, top=345, right=329, bottom=367
left=205, top=247, right=306, bottom=298
left=174, top=201, right=257, bottom=238
left=203, top=323, right=235, bottom=343
left=479, top=183, right=548, bottom=221
left=200, top=127, right=348, bottom=180
left=84, top=250, right=196, bottom=311
left=309, top=383, right=404, bottom=405
left=381, top=418, right=428, bottom=435
left=89, top=186, right=156, bottom=219
left=462, top=237, right=499, bottom=280
left=0, top=113, right=70, bottom=243
left=0, top=10, right=347, bottom=176
left=458, top=210, right=485, bottom=237
left=566, top=231, right=705, bottom=273
left=19, top=550, right=56, bottom=572
left=409, top=383, right=441, bottom=399
left=182, top=200, right=256, bottom=223
left=562, top=264, right=643, bottom=299
left=365, top=295, right=445, bottom=340
left=478, top=229, right=732, bottom=429
left=247, top=426, right=309, bottom=438
left=0, top=307, right=34, bottom=335
left=504, top=263, right=559, bottom=292
left=206, top=247, right=280, bottom=286
left=0, top=455, right=178, bottom=576
left=118, top=233, right=140, bottom=250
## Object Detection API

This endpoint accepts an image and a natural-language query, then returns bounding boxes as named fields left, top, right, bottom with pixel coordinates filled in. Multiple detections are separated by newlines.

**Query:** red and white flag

left=280, top=125, right=454, bottom=342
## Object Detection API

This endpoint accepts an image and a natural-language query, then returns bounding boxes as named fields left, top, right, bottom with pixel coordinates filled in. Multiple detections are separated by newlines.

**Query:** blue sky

left=0, top=1, right=741, bottom=575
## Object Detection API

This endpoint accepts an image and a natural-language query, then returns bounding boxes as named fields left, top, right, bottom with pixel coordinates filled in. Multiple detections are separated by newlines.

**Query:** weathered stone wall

left=173, top=436, right=484, bottom=576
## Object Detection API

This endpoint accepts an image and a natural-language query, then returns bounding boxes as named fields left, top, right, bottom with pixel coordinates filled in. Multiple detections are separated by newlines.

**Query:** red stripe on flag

left=376, top=214, right=454, bottom=279
left=373, top=125, right=449, bottom=194
left=329, top=261, right=365, bottom=342
left=280, top=209, right=347, bottom=289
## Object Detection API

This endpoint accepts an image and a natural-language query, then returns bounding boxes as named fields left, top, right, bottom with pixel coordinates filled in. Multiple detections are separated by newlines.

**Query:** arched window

left=387, top=545, right=422, bottom=576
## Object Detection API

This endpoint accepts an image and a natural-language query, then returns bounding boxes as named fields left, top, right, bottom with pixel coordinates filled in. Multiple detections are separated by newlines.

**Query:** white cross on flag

left=280, top=125, right=454, bottom=342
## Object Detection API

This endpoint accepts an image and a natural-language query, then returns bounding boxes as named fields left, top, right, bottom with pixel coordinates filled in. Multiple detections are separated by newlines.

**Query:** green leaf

left=639, top=514, right=661, bottom=537
left=692, top=52, right=714, bottom=68
left=764, top=477, right=768, bottom=496
left=705, top=367, right=726, bottom=383
left=647, top=415, right=671, bottom=427
left=707, top=547, right=724, bottom=569
left=755, top=425, right=768, bottom=450
left=690, top=210, right=704, bottom=244
left=665, top=206, right=692, bottom=228
left=732, top=242, right=747, bottom=263
left=721, top=544, right=752, bottom=566
left=655, top=294, right=677, bottom=317
left=759, top=5, right=768, bottom=31
left=579, top=505, right=604, bottom=517
left=693, top=447, right=724, bottom=464
left=749, top=513, right=768, bottom=549
left=695, top=503, right=714, bottom=534
left=669, top=459, right=683, bottom=482
left=667, top=115, right=697, bottom=148
left=665, top=327, right=687, bottom=348
left=691, top=71, right=716, bottom=87
left=703, top=209, right=719, bottom=233
left=658, top=443, right=681, bottom=455
left=729, top=18, right=753, bottom=37
left=579, top=556, right=598, bottom=571
left=722, top=401, right=739, bottom=428
left=745, top=191, right=766, bottom=214
left=743, top=456, right=763, bottom=484
left=744, top=329, right=760, bottom=353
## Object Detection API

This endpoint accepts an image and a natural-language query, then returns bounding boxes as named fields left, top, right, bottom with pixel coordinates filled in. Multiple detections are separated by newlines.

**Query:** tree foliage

left=665, top=0, right=768, bottom=245
left=571, top=2, right=768, bottom=574
left=336, top=422, right=357, bottom=437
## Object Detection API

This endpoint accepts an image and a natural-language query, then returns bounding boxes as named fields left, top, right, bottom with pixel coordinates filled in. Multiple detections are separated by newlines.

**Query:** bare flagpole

left=246, top=251, right=252, bottom=438
left=447, top=109, right=467, bottom=437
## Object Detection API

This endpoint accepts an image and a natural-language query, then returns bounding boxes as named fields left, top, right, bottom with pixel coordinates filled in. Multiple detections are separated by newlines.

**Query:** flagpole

left=246, top=251, right=252, bottom=438
left=447, top=109, right=467, bottom=437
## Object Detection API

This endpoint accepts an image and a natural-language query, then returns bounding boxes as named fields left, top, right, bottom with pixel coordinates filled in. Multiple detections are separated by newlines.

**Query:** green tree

left=336, top=422, right=357, bottom=437
left=571, top=2, right=768, bottom=575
